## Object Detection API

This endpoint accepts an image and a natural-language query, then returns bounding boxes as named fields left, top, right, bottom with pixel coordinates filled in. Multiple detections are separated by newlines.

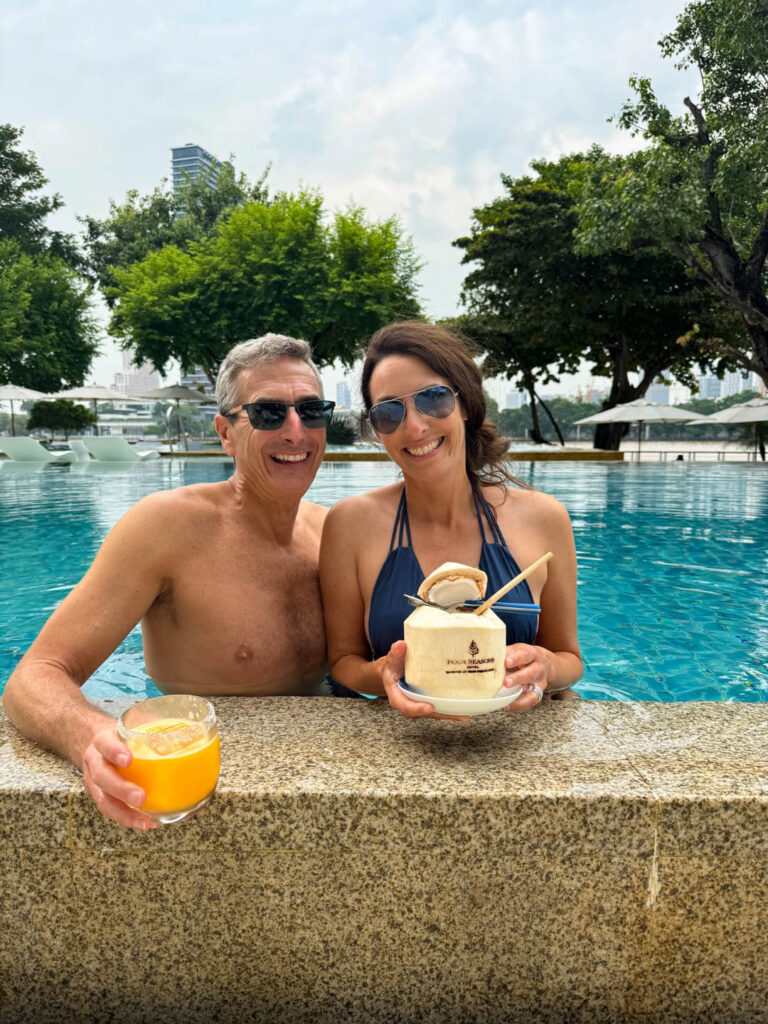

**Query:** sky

left=2, top=0, right=700, bottom=404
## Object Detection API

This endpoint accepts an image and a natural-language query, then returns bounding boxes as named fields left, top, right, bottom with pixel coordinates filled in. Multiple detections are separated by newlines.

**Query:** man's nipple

left=234, top=644, right=255, bottom=665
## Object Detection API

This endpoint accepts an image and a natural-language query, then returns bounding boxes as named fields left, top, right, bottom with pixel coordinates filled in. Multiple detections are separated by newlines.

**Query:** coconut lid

left=417, top=561, right=487, bottom=606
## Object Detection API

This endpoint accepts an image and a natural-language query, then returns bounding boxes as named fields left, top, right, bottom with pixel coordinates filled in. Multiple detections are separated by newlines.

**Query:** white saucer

left=397, top=679, right=524, bottom=717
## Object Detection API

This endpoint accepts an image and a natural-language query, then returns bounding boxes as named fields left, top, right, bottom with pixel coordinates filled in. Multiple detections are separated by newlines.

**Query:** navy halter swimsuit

left=328, top=487, right=537, bottom=699
left=368, top=487, right=537, bottom=659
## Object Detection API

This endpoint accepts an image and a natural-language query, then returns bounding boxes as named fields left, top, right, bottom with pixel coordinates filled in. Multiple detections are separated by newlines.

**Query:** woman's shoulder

left=492, top=484, right=572, bottom=526
left=324, top=482, right=403, bottom=529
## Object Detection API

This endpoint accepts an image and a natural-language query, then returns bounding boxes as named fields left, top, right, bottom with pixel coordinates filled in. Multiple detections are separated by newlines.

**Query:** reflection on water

left=1, top=460, right=766, bottom=702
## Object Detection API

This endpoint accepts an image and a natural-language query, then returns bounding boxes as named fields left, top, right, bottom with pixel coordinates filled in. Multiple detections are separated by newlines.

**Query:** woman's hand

left=500, top=643, right=552, bottom=712
left=380, top=641, right=469, bottom=721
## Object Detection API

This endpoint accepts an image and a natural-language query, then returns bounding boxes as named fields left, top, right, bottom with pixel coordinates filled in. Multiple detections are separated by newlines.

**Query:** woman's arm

left=500, top=492, right=583, bottom=710
left=320, top=501, right=453, bottom=718
left=319, top=500, right=387, bottom=696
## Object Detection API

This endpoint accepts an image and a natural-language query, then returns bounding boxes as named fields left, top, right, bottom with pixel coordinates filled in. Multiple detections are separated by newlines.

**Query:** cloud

left=2, top=0, right=699, bottom=382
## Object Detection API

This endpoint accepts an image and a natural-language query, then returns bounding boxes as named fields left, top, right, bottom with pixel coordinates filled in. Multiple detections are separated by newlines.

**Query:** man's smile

left=270, top=451, right=312, bottom=463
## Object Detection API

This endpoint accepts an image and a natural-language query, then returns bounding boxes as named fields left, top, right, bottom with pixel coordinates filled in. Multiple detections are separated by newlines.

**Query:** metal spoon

left=404, top=594, right=468, bottom=613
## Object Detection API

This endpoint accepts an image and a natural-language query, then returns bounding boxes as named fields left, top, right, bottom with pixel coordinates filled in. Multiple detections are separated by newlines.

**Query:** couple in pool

left=3, top=320, right=582, bottom=828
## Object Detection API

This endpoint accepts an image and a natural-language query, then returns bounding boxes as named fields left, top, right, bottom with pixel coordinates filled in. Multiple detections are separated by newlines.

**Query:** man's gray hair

left=216, top=334, right=323, bottom=413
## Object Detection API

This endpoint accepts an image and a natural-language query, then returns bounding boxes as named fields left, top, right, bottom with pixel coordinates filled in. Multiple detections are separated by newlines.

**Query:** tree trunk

left=594, top=421, right=630, bottom=451
left=745, top=321, right=768, bottom=392
left=523, top=372, right=547, bottom=444
left=533, top=390, right=564, bottom=445
left=592, top=334, right=644, bottom=451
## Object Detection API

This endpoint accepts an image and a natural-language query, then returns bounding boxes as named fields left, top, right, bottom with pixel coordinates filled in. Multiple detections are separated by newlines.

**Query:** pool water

left=1, top=459, right=766, bottom=702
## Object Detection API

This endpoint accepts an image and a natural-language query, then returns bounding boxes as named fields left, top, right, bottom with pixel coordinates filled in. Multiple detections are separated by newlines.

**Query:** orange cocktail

left=117, top=695, right=220, bottom=824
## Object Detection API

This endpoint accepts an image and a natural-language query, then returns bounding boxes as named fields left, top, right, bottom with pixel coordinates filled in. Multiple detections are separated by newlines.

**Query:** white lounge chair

left=0, top=437, right=78, bottom=463
left=81, top=437, right=160, bottom=462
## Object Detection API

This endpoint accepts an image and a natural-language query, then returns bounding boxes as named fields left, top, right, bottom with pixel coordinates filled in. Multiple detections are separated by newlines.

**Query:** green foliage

left=0, top=240, right=99, bottom=391
left=80, top=162, right=270, bottom=307
left=453, top=154, right=740, bottom=447
left=27, top=399, right=97, bottom=438
left=575, top=0, right=768, bottom=387
left=109, top=191, right=422, bottom=384
left=326, top=412, right=360, bottom=445
left=0, top=411, right=26, bottom=434
left=0, top=123, right=78, bottom=262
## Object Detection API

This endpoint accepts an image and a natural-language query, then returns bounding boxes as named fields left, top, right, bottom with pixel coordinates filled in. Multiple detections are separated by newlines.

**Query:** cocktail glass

left=117, top=694, right=220, bottom=824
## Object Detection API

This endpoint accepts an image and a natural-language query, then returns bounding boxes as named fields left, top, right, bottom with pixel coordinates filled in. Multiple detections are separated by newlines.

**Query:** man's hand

left=81, top=723, right=157, bottom=831
left=381, top=641, right=469, bottom=721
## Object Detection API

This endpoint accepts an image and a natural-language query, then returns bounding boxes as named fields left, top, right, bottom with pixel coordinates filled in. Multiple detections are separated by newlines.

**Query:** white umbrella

left=575, top=397, right=709, bottom=455
left=52, top=385, right=128, bottom=436
left=0, top=384, right=49, bottom=436
left=695, top=396, right=768, bottom=424
left=141, top=384, right=213, bottom=451
left=691, top=396, right=768, bottom=457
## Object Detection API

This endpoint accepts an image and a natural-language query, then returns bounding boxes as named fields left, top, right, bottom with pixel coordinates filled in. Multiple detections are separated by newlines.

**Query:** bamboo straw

left=472, top=551, right=553, bottom=616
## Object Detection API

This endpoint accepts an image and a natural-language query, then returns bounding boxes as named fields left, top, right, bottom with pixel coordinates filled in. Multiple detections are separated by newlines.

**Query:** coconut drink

left=404, top=562, right=506, bottom=700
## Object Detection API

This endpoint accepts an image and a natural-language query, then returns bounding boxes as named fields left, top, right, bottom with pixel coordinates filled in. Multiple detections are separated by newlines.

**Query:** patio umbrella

left=140, top=384, right=213, bottom=451
left=0, top=384, right=48, bottom=436
left=52, top=385, right=128, bottom=436
left=691, top=396, right=768, bottom=457
left=574, top=397, right=709, bottom=455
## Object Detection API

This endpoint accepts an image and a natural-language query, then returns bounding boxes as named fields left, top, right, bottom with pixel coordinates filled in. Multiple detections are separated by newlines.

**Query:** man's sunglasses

left=225, top=399, right=335, bottom=431
left=367, top=385, right=458, bottom=435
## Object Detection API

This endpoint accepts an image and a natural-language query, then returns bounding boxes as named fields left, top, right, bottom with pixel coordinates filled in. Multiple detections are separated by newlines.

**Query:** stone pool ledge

left=1, top=697, right=767, bottom=1023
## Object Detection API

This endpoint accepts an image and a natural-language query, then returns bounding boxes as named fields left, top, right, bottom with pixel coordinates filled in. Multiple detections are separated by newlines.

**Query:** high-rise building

left=646, top=379, right=670, bottom=404
left=171, top=142, right=232, bottom=406
left=721, top=370, right=753, bottom=398
left=504, top=389, right=525, bottom=409
left=171, top=143, right=232, bottom=193
left=336, top=381, right=351, bottom=409
left=697, top=374, right=722, bottom=400
left=113, top=351, right=161, bottom=401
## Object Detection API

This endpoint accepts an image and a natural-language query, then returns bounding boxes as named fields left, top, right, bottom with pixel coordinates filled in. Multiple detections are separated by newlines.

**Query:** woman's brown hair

left=361, top=320, right=527, bottom=491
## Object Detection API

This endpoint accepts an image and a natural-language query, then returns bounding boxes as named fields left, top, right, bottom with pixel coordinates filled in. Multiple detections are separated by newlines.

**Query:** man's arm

left=2, top=492, right=178, bottom=829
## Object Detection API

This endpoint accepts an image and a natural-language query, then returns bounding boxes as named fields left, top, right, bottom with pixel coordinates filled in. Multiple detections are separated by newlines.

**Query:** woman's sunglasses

left=367, top=385, right=458, bottom=435
left=225, top=399, right=335, bottom=431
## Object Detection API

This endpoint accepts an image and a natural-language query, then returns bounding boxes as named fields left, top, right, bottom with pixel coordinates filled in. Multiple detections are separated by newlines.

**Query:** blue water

left=1, top=458, right=767, bottom=702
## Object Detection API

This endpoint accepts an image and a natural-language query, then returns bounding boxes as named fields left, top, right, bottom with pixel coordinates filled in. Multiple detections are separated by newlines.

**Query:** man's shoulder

left=298, top=499, right=329, bottom=533
left=122, top=482, right=227, bottom=533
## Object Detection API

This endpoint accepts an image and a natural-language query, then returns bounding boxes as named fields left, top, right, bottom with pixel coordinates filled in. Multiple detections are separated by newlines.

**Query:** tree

left=454, top=157, right=741, bottom=448
left=0, top=123, right=79, bottom=263
left=80, top=162, right=270, bottom=306
left=0, top=240, right=99, bottom=391
left=27, top=399, right=97, bottom=439
left=576, top=0, right=768, bottom=389
left=0, top=126, right=98, bottom=390
left=109, top=191, right=422, bottom=383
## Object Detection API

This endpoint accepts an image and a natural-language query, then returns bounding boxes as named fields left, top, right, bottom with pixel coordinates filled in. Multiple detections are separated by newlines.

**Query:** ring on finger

left=532, top=683, right=544, bottom=705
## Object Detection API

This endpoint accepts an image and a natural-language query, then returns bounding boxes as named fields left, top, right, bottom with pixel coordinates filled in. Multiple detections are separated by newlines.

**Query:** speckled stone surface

left=1, top=697, right=767, bottom=1023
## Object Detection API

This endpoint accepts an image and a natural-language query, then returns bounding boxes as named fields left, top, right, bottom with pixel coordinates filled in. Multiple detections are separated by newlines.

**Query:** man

left=2, top=334, right=333, bottom=830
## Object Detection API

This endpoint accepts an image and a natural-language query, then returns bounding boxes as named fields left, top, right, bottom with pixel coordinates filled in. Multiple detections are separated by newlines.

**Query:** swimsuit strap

left=389, top=488, right=413, bottom=551
left=474, top=488, right=507, bottom=547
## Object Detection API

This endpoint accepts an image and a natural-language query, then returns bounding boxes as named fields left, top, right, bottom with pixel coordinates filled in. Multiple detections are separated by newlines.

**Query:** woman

left=320, top=321, right=582, bottom=716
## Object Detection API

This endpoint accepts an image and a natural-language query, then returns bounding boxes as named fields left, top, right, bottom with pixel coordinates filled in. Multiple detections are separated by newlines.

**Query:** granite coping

left=3, top=698, right=768, bottom=1023
left=1, top=698, right=767, bottom=853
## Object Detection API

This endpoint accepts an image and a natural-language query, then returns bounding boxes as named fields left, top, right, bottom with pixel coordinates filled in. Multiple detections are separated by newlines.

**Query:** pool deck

left=2, top=697, right=767, bottom=1023
left=156, top=448, right=626, bottom=462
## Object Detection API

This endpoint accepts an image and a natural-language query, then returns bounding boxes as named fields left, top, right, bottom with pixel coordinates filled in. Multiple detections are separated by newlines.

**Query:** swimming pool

left=1, top=458, right=766, bottom=702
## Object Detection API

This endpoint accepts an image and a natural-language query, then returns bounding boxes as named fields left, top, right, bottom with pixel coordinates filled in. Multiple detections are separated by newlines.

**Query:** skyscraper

left=113, top=351, right=161, bottom=401
left=171, top=143, right=231, bottom=193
